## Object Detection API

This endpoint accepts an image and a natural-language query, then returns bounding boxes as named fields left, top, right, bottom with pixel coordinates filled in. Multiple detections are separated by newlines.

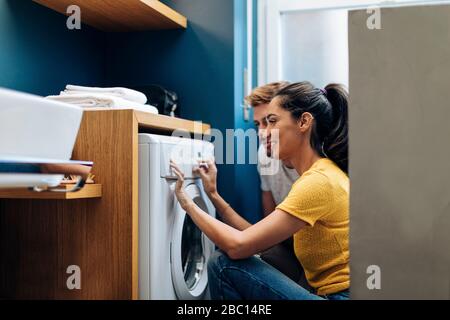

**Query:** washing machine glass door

left=171, top=183, right=214, bottom=300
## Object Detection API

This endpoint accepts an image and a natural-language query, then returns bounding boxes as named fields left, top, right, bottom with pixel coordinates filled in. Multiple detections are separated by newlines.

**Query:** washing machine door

left=171, top=183, right=214, bottom=300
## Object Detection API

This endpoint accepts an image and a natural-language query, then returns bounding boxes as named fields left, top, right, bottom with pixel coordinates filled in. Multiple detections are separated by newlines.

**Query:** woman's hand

left=194, top=159, right=218, bottom=195
left=170, top=160, right=194, bottom=211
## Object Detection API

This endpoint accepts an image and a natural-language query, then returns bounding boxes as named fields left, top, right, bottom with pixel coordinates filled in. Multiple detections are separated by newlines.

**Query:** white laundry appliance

left=138, top=133, right=216, bottom=300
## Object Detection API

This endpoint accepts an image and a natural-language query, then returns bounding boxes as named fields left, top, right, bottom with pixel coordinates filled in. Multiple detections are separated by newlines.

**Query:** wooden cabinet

left=0, top=110, right=210, bottom=299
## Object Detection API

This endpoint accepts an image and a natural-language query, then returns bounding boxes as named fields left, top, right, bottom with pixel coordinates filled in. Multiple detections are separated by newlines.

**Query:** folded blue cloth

left=0, top=163, right=41, bottom=173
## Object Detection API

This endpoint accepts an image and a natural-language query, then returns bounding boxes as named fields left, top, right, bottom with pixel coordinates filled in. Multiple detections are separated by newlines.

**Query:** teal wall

left=0, top=0, right=105, bottom=96
left=0, top=0, right=262, bottom=223
left=233, top=0, right=262, bottom=223
left=105, top=0, right=261, bottom=222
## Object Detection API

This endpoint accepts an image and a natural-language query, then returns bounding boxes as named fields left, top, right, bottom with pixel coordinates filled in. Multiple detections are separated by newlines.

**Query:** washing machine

left=138, top=133, right=216, bottom=300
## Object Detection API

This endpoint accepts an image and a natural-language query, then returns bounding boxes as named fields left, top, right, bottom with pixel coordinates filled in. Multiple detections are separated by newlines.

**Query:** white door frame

left=258, top=0, right=450, bottom=85
left=247, top=0, right=254, bottom=96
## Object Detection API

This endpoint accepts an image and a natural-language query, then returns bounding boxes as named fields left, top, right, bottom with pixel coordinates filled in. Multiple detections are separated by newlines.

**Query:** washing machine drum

left=171, top=183, right=214, bottom=300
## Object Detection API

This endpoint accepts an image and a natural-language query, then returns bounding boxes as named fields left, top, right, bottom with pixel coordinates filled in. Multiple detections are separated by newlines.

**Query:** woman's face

left=265, top=97, right=304, bottom=161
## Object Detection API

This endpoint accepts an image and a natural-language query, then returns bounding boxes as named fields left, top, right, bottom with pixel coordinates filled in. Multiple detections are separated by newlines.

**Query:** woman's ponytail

left=275, top=81, right=349, bottom=174
left=323, top=84, right=349, bottom=174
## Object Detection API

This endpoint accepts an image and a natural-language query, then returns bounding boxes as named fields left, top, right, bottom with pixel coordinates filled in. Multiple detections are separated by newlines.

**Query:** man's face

left=253, top=103, right=271, bottom=156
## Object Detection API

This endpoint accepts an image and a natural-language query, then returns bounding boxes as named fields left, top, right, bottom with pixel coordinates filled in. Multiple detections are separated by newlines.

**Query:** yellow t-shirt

left=276, top=158, right=349, bottom=296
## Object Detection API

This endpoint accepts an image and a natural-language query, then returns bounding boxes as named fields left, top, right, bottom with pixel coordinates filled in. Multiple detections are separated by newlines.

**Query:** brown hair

left=245, top=81, right=290, bottom=107
left=275, top=82, right=349, bottom=174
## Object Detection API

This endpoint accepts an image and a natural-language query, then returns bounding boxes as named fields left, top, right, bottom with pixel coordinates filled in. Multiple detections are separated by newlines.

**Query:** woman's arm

left=170, top=161, right=307, bottom=259
left=186, top=204, right=305, bottom=259
left=193, top=160, right=252, bottom=231
left=207, top=191, right=252, bottom=231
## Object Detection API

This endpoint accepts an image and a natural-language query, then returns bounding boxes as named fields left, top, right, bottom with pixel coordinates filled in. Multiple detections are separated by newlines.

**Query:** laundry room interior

left=0, top=0, right=450, bottom=301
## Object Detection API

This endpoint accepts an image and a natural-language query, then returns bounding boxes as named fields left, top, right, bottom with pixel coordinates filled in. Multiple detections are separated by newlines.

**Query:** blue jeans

left=207, top=250, right=349, bottom=300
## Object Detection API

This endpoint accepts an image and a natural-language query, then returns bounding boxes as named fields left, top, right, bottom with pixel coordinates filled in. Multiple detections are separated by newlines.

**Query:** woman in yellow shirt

left=170, top=82, right=349, bottom=300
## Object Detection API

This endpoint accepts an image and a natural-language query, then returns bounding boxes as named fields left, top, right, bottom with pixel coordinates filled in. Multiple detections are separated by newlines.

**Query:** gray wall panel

left=349, top=5, right=450, bottom=299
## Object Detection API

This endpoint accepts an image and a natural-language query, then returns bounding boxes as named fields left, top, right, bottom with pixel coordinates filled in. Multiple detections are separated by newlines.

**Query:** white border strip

left=277, top=0, right=450, bottom=13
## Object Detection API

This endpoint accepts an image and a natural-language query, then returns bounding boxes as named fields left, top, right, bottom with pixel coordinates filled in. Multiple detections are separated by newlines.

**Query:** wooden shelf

left=33, top=0, right=187, bottom=31
left=134, top=110, right=211, bottom=134
left=83, top=109, right=211, bottom=134
left=0, top=184, right=102, bottom=200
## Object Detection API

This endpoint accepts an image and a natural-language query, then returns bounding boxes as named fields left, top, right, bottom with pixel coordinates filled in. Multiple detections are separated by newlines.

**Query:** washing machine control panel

left=160, top=139, right=214, bottom=179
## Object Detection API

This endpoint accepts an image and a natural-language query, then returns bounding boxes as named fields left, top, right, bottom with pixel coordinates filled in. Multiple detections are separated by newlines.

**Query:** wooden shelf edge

left=141, top=0, right=187, bottom=29
left=33, top=0, right=187, bottom=32
left=0, top=184, right=102, bottom=200
left=82, top=109, right=211, bottom=135
left=134, top=110, right=211, bottom=135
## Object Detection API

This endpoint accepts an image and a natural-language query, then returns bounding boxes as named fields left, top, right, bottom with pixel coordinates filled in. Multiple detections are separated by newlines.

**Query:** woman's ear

left=298, top=112, right=314, bottom=132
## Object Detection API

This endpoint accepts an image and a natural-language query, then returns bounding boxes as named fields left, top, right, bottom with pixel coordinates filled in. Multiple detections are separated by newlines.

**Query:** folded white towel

left=46, top=93, right=158, bottom=115
left=62, top=85, right=147, bottom=105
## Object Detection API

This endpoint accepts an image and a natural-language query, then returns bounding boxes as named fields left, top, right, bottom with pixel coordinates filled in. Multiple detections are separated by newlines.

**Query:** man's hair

left=245, top=81, right=290, bottom=107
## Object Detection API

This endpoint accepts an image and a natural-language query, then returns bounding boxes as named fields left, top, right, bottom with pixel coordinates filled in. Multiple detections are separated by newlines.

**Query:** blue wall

left=232, top=0, right=262, bottom=223
left=0, top=0, right=262, bottom=222
left=0, top=0, right=105, bottom=96
left=103, top=0, right=238, bottom=217
left=105, top=0, right=261, bottom=222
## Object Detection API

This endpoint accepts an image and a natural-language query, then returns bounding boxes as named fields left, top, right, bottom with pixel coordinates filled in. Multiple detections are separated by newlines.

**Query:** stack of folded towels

left=46, top=85, right=158, bottom=114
